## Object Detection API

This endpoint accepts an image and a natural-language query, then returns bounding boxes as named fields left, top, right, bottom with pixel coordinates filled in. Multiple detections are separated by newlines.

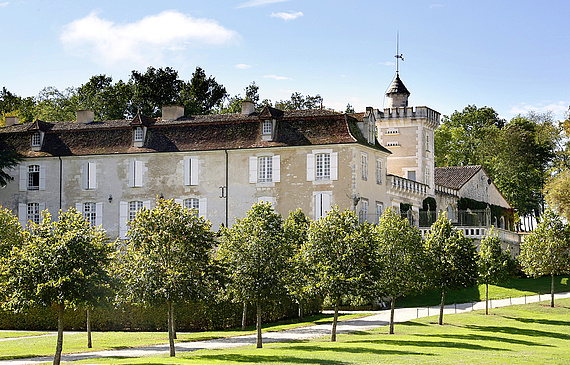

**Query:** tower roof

left=386, top=74, right=410, bottom=96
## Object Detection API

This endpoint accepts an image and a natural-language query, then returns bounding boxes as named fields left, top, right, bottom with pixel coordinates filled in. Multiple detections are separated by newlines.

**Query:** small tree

left=519, top=210, right=570, bottom=307
left=0, top=209, right=111, bottom=365
left=217, top=202, right=289, bottom=348
left=0, top=206, right=25, bottom=256
left=373, top=208, right=425, bottom=334
left=119, top=198, right=216, bottom=357
left=303, top=207, right=373, bottom=341
left=478, top=229, right=513, bottom=314
left=283, top=209, right=312, bottom=321
left=424, top=213, right=478, bottom=325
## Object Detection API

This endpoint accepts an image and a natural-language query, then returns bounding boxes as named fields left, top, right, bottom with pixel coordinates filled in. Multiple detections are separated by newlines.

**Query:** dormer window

left=31, top=133, right=41, bottom=147
left=134, top=127, right=144, bottom=142
left=262, top=120, right=272, bottom=135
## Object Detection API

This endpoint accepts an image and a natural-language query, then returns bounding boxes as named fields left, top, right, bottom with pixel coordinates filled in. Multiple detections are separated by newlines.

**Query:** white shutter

left=273, top=155, right=280, bottom=182
left=314, top=193, right=322, bottom=219
left=82, top=163, right=89, bottom=190
left=322, top=193, right=331, bottom=216
left=88, top=163, right=97, bottom=189
left=184, top=157, right=191, bottom=186
left=314, top=192, right=332, bottom=220
left=39, top=165, right=46, bottom=190
left=18, top=203, right=27, bottom=226
left=306, top=154, right=315, bottom=181
left=95, top=202, right=103, bottom=227
left=199, top=198, right=207, bottom=218
left=135, top=161, right=144, bottom=187
left=129, top=161, right=135, bottom=187
left=190, top=157, right=199, bottom=185
left=143, top=200, right=151, bottom=210
left=19, top=165, right=27, bottom=191
left=75, top=203, right=83, bottom=214
left=330, top=152, right=338, bottom=180
left=38, top=203, right=46, bottom=216
left=175, top=199, right=183, bottom=206
left=119, top=202, right=128, bottom=239
left=249, top=156, right=258, bottom=183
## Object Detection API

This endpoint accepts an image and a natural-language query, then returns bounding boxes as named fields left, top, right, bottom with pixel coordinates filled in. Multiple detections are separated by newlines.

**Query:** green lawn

left=0, top=331, right=49, bottom=339
left=0, top=313, right=365, bottom=360
left=396, top=275, right=569, bottom=307
left=74, top=298, right=570, bottom=365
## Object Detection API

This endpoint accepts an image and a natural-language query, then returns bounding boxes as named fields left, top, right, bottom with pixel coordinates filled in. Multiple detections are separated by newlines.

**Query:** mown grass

left=0, top=313, right=365, bottom=360
left=0, top=331, right=49, bottom=339
left=396, top=275, right=569, bottom=307
left=74, top=298, right=570, bottom=365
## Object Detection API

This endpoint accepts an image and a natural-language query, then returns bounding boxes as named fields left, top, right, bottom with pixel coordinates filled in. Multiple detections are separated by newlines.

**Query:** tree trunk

left=86, top=307, right=92, bottom=348
left=167, top=300, right=175, bottom=357
left=172, top=306, right=177, bottom=340
left=298, top=300, right=304, bottom=322
left=438, top=290, right=445, bottom=325
left=242, top=301, right=247, bottom=330
left=53, top=302, right=65, bottom=365
left=551, top=273, right=555, bottom=308
left=485, top=283, right=489, bottom=315
left=331, top=297, right=339, bottom=342
left=256, top=300, right=262, bottom=348
left=389, top=297, right=395, bottom=334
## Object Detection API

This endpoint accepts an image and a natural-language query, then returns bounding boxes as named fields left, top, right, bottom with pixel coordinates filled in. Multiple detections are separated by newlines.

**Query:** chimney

left=162, top=105, right=184, bottom=120
left=77, top=110, right=94, bottom=124
left=241, top=100, right=255, bottom=115
left=5, top=116, right=18, bottom=127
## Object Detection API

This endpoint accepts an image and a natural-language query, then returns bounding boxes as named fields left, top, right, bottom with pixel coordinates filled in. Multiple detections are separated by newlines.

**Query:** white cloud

left=270, top=11, right=303, bottom=21
left=380, top=61, right=395, bottom=66
left=0, top=2, right=10, bottom=7
left=264, top=74, right=291, bottom=80
left=509, top=101, right=569, bottom=119
left=430, top=4, right=443, bottom=8
left=237, top=0, right=289, bottom=8
left=235, top=63, right=252, bottom=70
left=60, top=10, right=240, bottom=66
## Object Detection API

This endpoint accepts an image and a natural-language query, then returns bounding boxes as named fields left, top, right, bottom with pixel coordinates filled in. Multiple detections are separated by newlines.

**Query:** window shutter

left=39, top=203, right=46, bottom=216
left=184, top=157, right=191, bottom=186
left=39, top=165, right=46, bottom=190
left=143, top=200, right=151, bottom=210
left=88, top=163, right=97, bottom=189
left=83, top=163, right=89, bottom=189
left=249, top=156, right=258, bottom=183
left=322, top=193, right=331, bottom=215
left=119, top=202, right=128, bottom=239
left=129, top=161, right=135, bottom=187
left=306, top=154, right=315, bottom=181
left=330, top=152, right=338, bottom=180
left=314, top=193, right=322, bottom=219
left=18, top=203, right=27, bottom=226
left=273, top=155, right=280, bottom=182
left=190, top=157, right=199, bottom=185
left=75, top=203, right=83, bottom=214
left=199, top=198, right=207, bottom=218
left=19, top=165, right=26, bottom=191
left=95, top=202, right=103, bottom=227
left=135, top=161, right=144, bottom=187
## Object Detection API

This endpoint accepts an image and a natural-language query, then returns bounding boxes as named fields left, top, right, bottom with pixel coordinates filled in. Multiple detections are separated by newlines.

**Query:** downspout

left=58, top=156, right=62, bottom=210
left=225, top=149, right=229, bottom=227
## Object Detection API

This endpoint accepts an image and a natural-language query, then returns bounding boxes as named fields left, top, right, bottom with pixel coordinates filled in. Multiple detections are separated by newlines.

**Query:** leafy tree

left=217, top=202, right=289, bottom=348
left=1, top=87, right=35, bottom=125
left=181, top=67, right=227, bottom=115
left=0, top=150, right=23, bottom=188
left=33, top=86, right=78, bottom=122
left=303, top=207, right=373, bottom=341
left=74, top=75, right=131, bottom=120
left=275, top=92, right=323, bottom=111
left=283, top=209, right=312, bottom=321
left=118, top=198, right=216, bottom=357
left=0, top=206, right=25, bottom=257
left=216, top=81, right=259, bottom=114
left=518, top=210, right=570, bottom=307
left=477, top=229, right=513, bottom=314
left=0, top=209, right=111, bottom=365
left=128, top=66, right=183, bottom=118
left=545, top=170, right=570, bottom=221
left=424, top=214, right=478, bottom=325
left=372, top=208, right=425, bottom=334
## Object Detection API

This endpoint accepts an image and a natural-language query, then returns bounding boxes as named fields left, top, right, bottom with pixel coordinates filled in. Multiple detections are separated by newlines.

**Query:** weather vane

left=395, top=32, right=404, bottom=75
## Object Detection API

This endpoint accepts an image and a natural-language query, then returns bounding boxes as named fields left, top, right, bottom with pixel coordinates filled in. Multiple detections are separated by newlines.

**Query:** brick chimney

left=241, top=101, right=255, bottom=115
left=4, top=116, right=18, bottom=127
left=77, top=110, right=94, bottom=124
left=162, top=105, right=184, bottom=120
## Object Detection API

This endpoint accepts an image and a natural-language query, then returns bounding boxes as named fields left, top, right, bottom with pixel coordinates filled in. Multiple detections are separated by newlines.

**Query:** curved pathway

left=2, top=292, right=569, bottom=365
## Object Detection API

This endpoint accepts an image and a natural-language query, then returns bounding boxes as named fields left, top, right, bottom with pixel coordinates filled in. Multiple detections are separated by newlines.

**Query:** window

left=83, top=203, right=97, bottom=225
left=31, top=133, right=41, bottom=147
left=375, top=158, right=382, bottom=184
left=129, top=201, right=143, bottom=221
left=184, top=198, right=199, bottom=211
left=134, top=127, right=144, bottom=142
left=307, top=150, right=337, bottom=182
left=385, top=129, right=399, bottom=135
left=178, top=198, right=207, bottom=217
left=262, top=120, right=272, bottom=135
left=425, top=166, right=430, bottom=186
left=425, top=134, right=430, bottom=151
left=120, top=200, right=150, bottom=239
left=407, top=170, right=416, bottom=181
left=129, top=160, right=144, bottom=187
left=314, top=191, right=332, bottom=220
left=27, top=203, right=40, bottom=224
left=386, top=141, right=400, bottom=147
left=83, top=162, right=96, bottom=190
left=184, top=156, right=199, bottom=186
left=375, top=202, right=384, bottom=224
left=249, top=155, right=280, bottom=184
left=28, top=165, right=40, bottom=190
left=361, top=153, right=368, bottom=181
left=359, top=199, right=369, bottom=223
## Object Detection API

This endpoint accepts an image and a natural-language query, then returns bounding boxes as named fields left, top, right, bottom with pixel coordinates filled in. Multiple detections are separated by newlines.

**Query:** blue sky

left=1, top=0, right=568, bottom=121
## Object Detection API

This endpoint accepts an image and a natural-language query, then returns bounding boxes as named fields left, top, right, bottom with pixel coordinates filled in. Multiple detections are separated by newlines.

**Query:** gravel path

left=2, top=291, right=569, bottom=365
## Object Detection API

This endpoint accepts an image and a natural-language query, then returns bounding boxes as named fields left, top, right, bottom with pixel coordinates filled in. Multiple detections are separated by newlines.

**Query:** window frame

left=31, top=133, right=42, bottom=147
left=375, top=157, right=382, bottom=185
left=262, top=120, right=273, bottom=135
left=257, top=156, right=273, bottom=183
left=83, top=202, right=97, bottom=226
left=361, top=152, right=368, bottom=181
left=134, top=127, right=144, bottom=142
left=128, top=201, right=144, bottom=221
left=315, top=153, right=331, bottom=180
left=28, top=165, right=40, bottom=190
left=27, top=202, right=40, bottom=224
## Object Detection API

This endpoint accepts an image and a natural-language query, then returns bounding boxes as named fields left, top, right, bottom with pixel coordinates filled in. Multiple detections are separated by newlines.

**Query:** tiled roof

left=434, top=165, right=482, bottom=190
left=0, top=108, right=391, bottom=157
left=386, top=75, right=410, bottom=96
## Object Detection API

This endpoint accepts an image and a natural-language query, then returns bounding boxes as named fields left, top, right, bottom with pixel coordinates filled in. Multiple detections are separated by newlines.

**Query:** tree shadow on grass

left=422, top=333, right=551, bottom=347
left=502, top=316, right=570, bottom=327
left=464, top=325, right=570, bottom=341
left=284, top=344, right=431, bottom=357
left=355, top=339, right=508, bottom=352
left=188, top=353, right=349, bottom=364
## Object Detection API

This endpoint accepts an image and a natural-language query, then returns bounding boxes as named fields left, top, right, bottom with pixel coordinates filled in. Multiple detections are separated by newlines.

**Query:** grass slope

left=77, top=298, right=570, bottom=365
